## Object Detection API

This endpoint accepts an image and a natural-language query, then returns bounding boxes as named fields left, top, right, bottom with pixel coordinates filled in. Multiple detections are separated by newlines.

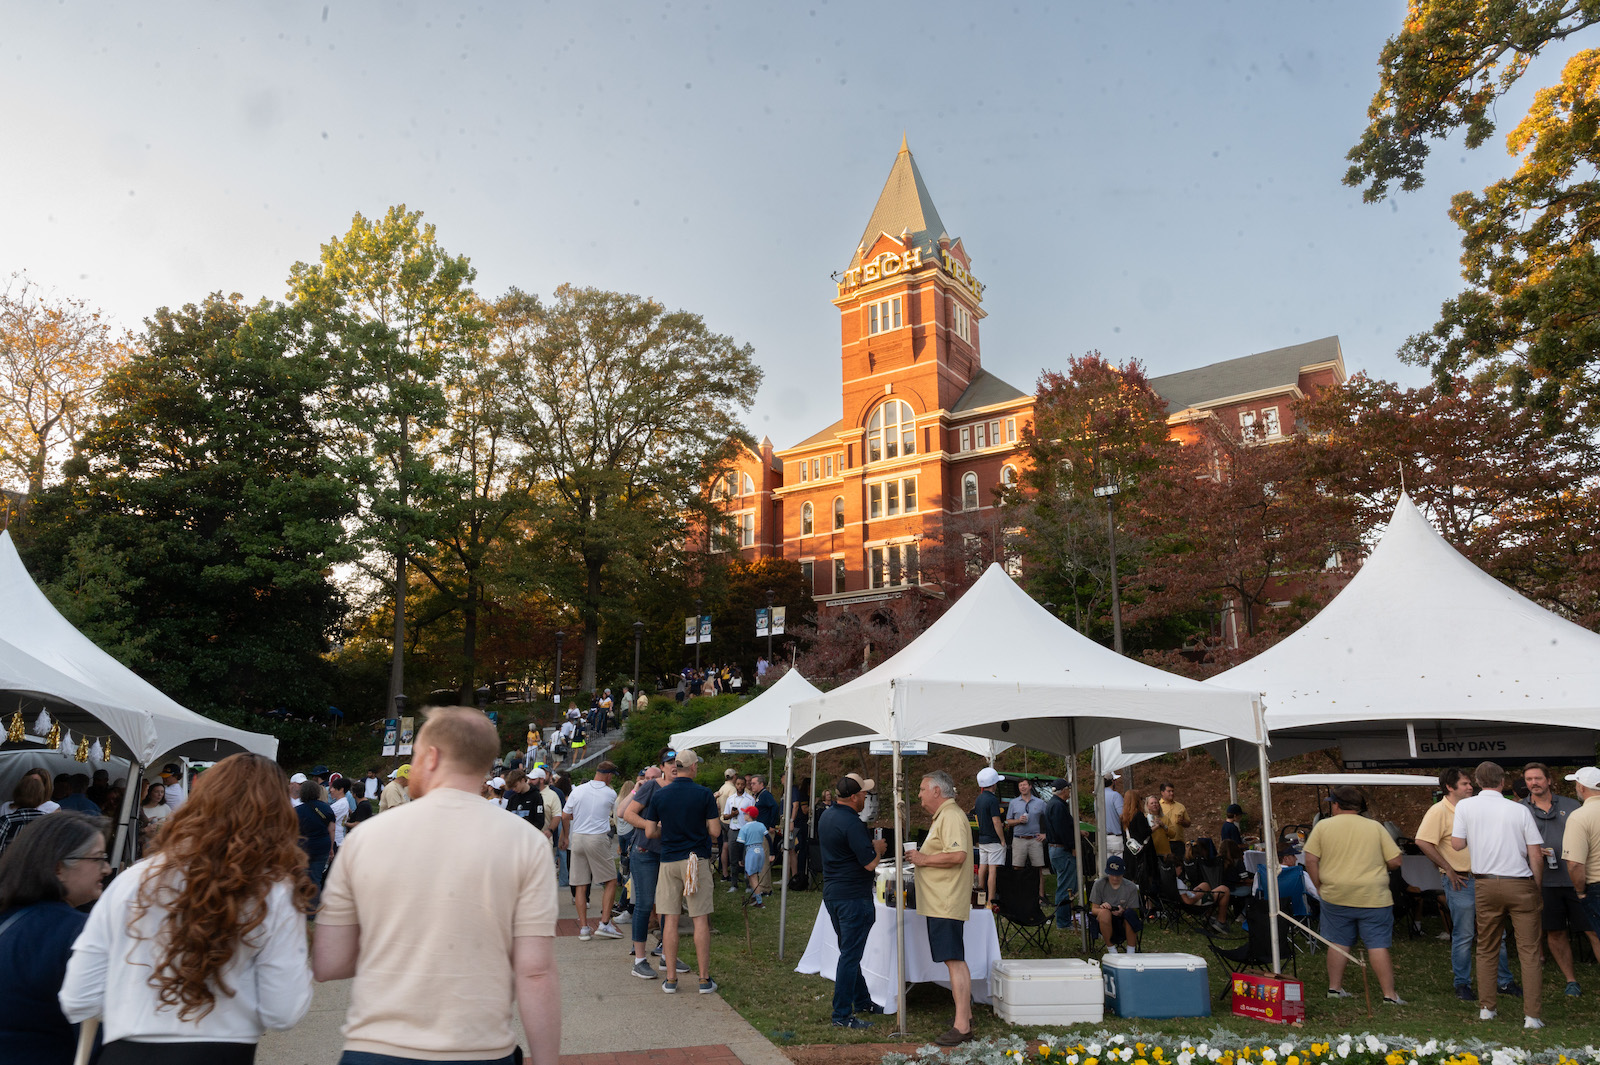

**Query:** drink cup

left=904, top=842, right=918, bottom=853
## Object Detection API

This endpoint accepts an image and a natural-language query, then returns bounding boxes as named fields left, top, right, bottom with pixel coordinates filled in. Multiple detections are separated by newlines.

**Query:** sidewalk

left=258, top=886, right=789, bottom=1065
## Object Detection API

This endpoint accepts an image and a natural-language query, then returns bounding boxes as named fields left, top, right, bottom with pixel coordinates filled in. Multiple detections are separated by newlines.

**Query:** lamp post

left=632, top=620, right=644, bottom=702
left=1092, top=483, right=1124, bottom=654
left=475, top=685, right=491, bottom=710
left=553, top=631, right=565, bottom=707
left=765, top=588, right=775, bottom=664
left=693, top=598, right=703, bottom=672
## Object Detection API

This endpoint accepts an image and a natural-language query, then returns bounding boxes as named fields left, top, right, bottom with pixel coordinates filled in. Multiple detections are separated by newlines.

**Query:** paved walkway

left=259, top=883, right=788, bottom=1065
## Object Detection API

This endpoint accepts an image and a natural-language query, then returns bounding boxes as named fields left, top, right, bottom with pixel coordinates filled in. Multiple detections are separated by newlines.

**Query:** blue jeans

left=1580, top=891, right=1600, bottom=937
left=557, top=846, right=570, bottom=888
left=1049, top=844, right=1078, bottom=927
left=631, top=852, right=660, bottom=946
left=1444, top=874, right=1512, bottom=988
left=824, top=895, right=876, bottom=1023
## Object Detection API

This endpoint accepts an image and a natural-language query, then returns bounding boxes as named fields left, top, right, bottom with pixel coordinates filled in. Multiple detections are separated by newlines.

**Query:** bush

left=609, top=693, right=747, bottom=775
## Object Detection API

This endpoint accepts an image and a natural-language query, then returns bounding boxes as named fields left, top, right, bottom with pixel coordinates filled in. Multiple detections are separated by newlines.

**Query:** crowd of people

left=673, top=663, right=745, bottom=701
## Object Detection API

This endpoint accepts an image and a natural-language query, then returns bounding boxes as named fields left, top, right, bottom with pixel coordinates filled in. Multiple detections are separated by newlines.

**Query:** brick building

left=1149, top=336, right=1346, bottom=445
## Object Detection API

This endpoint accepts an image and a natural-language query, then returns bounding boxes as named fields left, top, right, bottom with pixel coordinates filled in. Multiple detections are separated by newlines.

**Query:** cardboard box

left=1229, top=972, right=1305, bottom=1026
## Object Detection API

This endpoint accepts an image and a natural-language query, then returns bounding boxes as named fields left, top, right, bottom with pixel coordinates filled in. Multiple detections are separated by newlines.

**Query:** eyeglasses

left=65, top=852, right=110, bottom=866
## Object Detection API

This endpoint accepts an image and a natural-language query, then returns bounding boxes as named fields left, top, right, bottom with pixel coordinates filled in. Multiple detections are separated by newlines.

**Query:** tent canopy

left=790, top=564, right=1263, bottom=755
left=1269, top=773, right=1437, bottom=787
left=0, top=530, right=278, bottom=763
left=1211, top=495, right=1600, bottom=760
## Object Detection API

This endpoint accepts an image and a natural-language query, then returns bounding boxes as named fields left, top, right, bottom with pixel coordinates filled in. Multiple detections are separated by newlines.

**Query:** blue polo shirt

left=819, top=803, right=877, bottom=901
left=975, top=789, right=1003, bottom=843
left=644, top=777, right=720, bottom=862
left=754, top=788, right=779, bottom=831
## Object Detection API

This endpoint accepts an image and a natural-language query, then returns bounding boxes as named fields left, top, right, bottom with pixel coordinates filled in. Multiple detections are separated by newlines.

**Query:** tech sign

left=836, top=246, right=984, bottom=302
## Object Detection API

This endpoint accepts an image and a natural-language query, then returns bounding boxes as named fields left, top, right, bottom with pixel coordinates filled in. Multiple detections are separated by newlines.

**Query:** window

left=1001, top=465, right=1017, bottom=487
left=823, top=455, right=833, bottom=478
left=974, top=422, right=987, bottom=449
left=833, top=496, right=845, bottom=530
left=738, top=512, right=754, bottom=548
left=833, top=557, right=847, bottom=592
left=869, top=543, right=920, bottom=589
left=1006, top=418, right=1016, bottom=443
left=959, top=426, right=971, bottom=452
left=800, top=560, right=814, bottom=591
left=962, top=472, right=980, bottom=511
left=868, top=476, right=917, bottom=520
left=866, top=400, right=916, bottom=463
left=810, top=458, right=819, bottom=480
left=868, top=297, right=903, bottom=335
left=801, top=502, right=814, bottom=535
left=989, top=420, right=1001, bottom=446
left=1262, top=407, right=1282, bottom=438
left=1239, top=410, right=1257, bottom=438
left=952, top=301, right=972, bottom=342
left=741, top=472, right=755, bottom=495
left=798, top=460, right=809, bottom=483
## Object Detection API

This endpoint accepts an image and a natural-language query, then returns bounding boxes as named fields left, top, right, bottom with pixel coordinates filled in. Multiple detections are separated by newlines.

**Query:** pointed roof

left=849, top=138, right=950, bottom=269
left=951, top=369, right=1029, bottom=413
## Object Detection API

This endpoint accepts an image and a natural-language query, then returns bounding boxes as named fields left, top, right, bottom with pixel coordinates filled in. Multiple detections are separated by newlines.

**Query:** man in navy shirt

left=643, top=748, right=721, bottom=995
left=750, top=774, right=780, bottom=897
left=818, top=774, right=887, bottom=1029
left=295, top=780, right=337, bottom=908
left=974, top=768, right=1004, bottom=906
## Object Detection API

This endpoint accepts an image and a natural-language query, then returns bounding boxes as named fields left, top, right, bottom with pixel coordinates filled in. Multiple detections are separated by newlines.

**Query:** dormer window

left=867, top=400, right=916, bottom=463
left=868, top=297, right=903, bottom=335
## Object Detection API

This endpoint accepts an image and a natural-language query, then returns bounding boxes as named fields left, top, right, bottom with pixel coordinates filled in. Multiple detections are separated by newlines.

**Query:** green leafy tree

left=1348, top=3, right=1600, bottom=424
left=21, top=295, right=354, bottom=714
left=496, top=285, right=762, bottom=693
left=288, top=206, right=480, bottom=710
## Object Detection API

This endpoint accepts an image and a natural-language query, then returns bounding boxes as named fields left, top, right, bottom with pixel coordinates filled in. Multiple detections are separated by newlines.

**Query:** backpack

left=788, top=870, right=811, bottom=891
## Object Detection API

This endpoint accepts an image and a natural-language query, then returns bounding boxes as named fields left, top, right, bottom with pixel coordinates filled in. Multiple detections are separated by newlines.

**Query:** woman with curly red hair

left=60, top=753, right=316, bottom=1064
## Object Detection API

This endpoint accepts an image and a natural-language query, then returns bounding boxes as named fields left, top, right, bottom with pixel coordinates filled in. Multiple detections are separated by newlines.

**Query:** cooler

left=990, top=958, right=1103, bottom=1025
left=1101, top=952, right=1210, bottom=1019
left=874, top=862, right=914, bottom=905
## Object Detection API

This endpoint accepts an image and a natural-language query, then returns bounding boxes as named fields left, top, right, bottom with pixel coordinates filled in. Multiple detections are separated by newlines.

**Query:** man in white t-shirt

left=564, top=762, right=622, bottom=940
left=328, top=778, right=353, bottom=847
left=1450, top=760, right=1545, bottom=1029
left=720, top=775, right=751, bottom=890
left=315, top=706, right=560, bottom=1064
left=158, top=763, right=186, bottom=811
left=362, top=768, right=381, bottom=802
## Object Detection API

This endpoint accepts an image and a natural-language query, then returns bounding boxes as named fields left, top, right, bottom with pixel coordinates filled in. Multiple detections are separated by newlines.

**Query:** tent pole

left=110, top=761, right=143, bottom=871
left=1225, top=741, right=1238, bottom=807
left=1069, top=723, right=1087, bottom=952
left=891, top=737, right=908, bottom=1037
left=1091, top=744, right=1106, bottom=908
left=1257, top=737, right=1281, bottom=974
left=778, top=744, right=795, bottom=959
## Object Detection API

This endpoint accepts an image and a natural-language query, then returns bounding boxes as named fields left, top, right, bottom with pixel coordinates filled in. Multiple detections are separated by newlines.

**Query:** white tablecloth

left=795, top=901, right=1001, bottom=1014
left=1401, top=854, right=1443, bottom=892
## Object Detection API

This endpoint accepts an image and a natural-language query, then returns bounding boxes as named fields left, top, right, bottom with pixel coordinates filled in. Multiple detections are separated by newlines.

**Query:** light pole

left=1092, top=483, right=1124, bottom=654
left=693, top=598, right=703, bottom=672
left=553, top=631, right=565, bottom=706
left=632, top=620, right=644, bottom=702
left=765, top=588, right=775, bottom=665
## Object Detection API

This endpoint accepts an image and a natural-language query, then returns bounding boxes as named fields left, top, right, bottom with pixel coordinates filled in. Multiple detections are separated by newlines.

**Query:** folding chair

left=1257, top=862, right=1317, bottom=958
left=1203, top=897, right=1296, bottom=999
left=1156, top=862, right=1216, bottom=934
left=994, top=864, right=1052, bottom=953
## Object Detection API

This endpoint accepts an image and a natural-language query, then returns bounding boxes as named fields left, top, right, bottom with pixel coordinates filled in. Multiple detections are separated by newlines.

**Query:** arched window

left=833, top=496, right=845, bottom=530
left=801, top=502, right=814, bottom=536
left=741, top=473, right=755, bottom=495
left=962, top=472, right=980, bottom=511
left=866, top=400, right=916, bottom=463
left=1001, top=465, right=1017, bottom=487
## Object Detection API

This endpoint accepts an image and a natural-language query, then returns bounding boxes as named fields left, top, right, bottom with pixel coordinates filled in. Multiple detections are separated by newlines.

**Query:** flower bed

left=881, top=1031, right=1598, bottom=1065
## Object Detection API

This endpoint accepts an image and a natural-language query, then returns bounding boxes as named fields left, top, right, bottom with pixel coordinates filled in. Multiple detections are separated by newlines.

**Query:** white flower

left=1111, top=1036, right=1126, bottom=1045
left=1262, top=1052, right=1276, bottom=1063
left=1087, top=1045, right=1101, bottom=1057
left=1335, top=1044, right=1350, bottom=1060
left=1176, top=1053, right=1193, bottom=1065
left=1278, top=1044, right=1294, bottom=1057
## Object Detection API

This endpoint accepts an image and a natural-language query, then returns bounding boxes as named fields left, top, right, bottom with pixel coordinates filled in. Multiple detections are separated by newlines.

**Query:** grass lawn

left=698, top=874, right=1596, bottom=1053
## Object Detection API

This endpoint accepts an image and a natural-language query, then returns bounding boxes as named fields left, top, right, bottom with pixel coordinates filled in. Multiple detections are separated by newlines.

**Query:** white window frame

left=798, top=460, right=809, bottom=483
left=737, top=511, right=754, bottom=548
left=989, top=420, right=1001, bottom=446
left=975, top=423, right=987, bottom=449
left=868, top=296, right=903, bottom=335
left=833, top=495, right=845, bottom=530
left=868, top=541, right=920, bottom=589
left=867, top=475, right=917, bottom=520
left=1006, top=417, right=1016, bottom=443
left=959, top=426, right=971, bottom=452
left=1239, top=410, right=1257, bottom=438
left=867, top=400, right=916, bottom=463
left=823, top=455, right=833, bottom=478
left=962, top=471, right=980, bottom=511
left=1262, top=407, right=1282, bottom=438
left=801, top=501, right=814, bottom=536
left=741, top=472, right=755, bottom=495
left=833, top=556, right=846, bottom=593
left=800, top=559, right=814, bottom=591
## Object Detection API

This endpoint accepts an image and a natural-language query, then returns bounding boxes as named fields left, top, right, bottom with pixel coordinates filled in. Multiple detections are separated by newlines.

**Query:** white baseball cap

left=1565, top=766, right=1600, bottom=789
left=530, top=767, right=548, bottom=780
left=490, top=776, right=506, bottom=790
left=289, top=773, right=308, bottom=784
left=976, top=767, right=1001, bottom=788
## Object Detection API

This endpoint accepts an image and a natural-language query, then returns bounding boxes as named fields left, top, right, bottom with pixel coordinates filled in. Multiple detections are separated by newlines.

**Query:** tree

left=288, top=206, right=479, bottom=710
left=1348, top=5, right=1600, bottom=424
left=20, top=295, right=354, bottom=713
left=0, top=274, right=128, bottom=504
left=1006, top=354, right=1174, bottom=641
left=497, top=285, right=762, bottom=693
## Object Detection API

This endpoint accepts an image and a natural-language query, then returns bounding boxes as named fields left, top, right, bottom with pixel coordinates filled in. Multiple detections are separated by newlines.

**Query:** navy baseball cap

left=1105, top=855, right=1126, bottom=874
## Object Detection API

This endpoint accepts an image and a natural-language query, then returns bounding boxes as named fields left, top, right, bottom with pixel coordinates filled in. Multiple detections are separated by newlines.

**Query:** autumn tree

left=0, top=274, right=128, bottom=505
left=497, top=285, right=761, bottom=693
left=289, top=207, right=479, bottom=711
left=1348, top=4, right=1600, bottom=424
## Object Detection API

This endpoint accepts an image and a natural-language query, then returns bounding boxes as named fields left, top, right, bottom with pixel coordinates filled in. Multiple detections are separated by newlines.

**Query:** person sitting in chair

left=1090, top=855, right=1142, bottom=954
left=1168, top=848, right=1231, bottom=933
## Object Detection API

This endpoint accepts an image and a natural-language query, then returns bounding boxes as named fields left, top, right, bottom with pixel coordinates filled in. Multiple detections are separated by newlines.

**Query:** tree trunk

left=580, top=555, right=603, bottom=693
left=387, top=413, right=409, bottom=714
left=459, top=573, right=478, bottom=704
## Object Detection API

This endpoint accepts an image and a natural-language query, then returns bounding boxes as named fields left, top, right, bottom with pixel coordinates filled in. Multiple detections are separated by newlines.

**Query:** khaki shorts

left=1012, top=836, right=1045, bottom=867
left=977, top=842, right=1006, bottom=866
left=569, top=832, right=617, bottom=886
left=656, top=856, right=715, bottom=917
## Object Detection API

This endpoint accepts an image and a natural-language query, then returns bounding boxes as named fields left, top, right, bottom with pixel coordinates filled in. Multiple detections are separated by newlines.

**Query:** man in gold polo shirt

left=906, top=769, right=974, bottom=1047
left=1563, top=766, right=1600, bottom=933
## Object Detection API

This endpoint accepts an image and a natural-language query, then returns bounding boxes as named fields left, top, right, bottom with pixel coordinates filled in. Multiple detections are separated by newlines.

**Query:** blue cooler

left=1101, top=952, right=1210, bottom=1018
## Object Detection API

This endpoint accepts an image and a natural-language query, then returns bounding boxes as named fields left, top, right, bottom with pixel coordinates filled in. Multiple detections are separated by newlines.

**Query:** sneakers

left=698, top=977, right=718, bottom=994
left=1499, top=980, right=1523, bottom=997
left=662, top=980, right=678, bottom=994
left=832, top=1017, right=874, bottom=1029
left=752, top=895, right=765, bottom=908
left=594, top=922, right=623, bottom=939
left=1326, top=988, right=1354, bottom=999
left=1479, top=1008, right=1496, bottom=1021
left=727, top=884, right=739, bottom=893
left=856, top=1002, right=887, bottom=1015
left=1382, top=995, right=1407, bottom=1006
left=650, top=944, right=663, bottom=957
left=577, top=925, right=593, bottom=941
left=1455, top=984, right=1474, bottom=1001
left=1207, top=919, right=1228, bottom=934
left=1525, top=1017, right=1545, bottom=1030
left=631, top=959, right=655, bottom=979
left=657, top=957, right=691, bottom=973
left=1566, top=981, right=1582, bottom=997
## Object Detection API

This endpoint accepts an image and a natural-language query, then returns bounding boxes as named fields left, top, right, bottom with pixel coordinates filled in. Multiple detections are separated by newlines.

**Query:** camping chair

left=994, top=864, right=1052, bottom=953
left=1156, top=862, right=1216, bottom=934
left=1203, top=896, right=1295, bottom=999
left=1257, top=862, right=1317, bottom=957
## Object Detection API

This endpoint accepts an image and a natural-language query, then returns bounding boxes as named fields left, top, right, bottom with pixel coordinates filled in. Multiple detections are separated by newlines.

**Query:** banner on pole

left=772, top=606, right=786, bottom=635
left=699, top=615, right=712, bottom=644
left=756, top=608, right=769, bottom=638
left=398, top=717, right=415, bottom=756
left=719, top=739, right=768, bottom=754
left=684, top=616, right=698, bottom=645
left=868, top=740, right=928, bottom=756
left=381, top=718, right=399, bottom=757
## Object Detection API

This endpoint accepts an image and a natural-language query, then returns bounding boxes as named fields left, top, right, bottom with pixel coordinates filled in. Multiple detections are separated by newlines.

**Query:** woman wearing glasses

left=60, top=753, right=316, bottom=1064
left=0, top=811, right=109, bottom=1064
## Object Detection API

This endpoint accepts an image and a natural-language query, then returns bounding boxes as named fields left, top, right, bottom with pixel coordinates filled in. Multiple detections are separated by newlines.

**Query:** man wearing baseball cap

left=379, top=764, right=410, bottom=813
left=1563, top=767, right=1600, bottom=936
left=974, top=767, right=1004, bottom=907
left=641, top=747, right=721, bottom=995
left=817, top=773, right=888, bottom=1028
left=159, top=763, right=187, bottom=811
left=1043, top=776, right=1079, bottom=929
left=1090, top=854, right=1141, bottom=953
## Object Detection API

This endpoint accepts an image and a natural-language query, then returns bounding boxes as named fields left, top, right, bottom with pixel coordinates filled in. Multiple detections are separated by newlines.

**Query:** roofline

left=1160, top=384, right=1306, bottom=418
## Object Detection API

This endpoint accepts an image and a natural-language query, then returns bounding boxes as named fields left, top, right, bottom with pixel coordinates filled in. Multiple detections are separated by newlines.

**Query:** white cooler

left=989, top=958, right=1103, bottom=1025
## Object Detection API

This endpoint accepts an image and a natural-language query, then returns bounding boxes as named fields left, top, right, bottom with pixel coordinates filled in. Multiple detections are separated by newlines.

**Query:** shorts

left=1319, top=901, right=1393, bottom=950
left=926, top=915, right=966, bottom=963
left=744, top=844, right=767, bottom=877
left=977, top=842, right=1006, bottom=866
left=656, top=856, right=715, bottom=917
left=568, top=832, right=616, bottom=886
left=1098, top=909, right=1143, bottom=944
left=1012, top=836, right=1045, bottom=867
left=1542, top=884, right=1593, bottom=934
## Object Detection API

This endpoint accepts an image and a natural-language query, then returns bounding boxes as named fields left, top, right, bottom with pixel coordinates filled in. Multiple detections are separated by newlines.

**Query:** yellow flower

left=1287, top=1057, right=1299, bottom=1065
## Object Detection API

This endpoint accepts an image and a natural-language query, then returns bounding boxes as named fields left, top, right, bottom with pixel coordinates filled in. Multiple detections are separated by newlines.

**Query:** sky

left=5, top=1, right=1584, bottom=451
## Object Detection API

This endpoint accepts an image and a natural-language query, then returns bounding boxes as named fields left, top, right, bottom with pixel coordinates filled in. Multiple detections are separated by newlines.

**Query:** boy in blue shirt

left=738, top=808, right=768, bottom=905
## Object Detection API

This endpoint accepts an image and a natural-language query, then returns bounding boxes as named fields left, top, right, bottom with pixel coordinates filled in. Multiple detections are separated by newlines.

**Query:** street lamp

left=766, top=588, right=775, bottom=665
left=632, top=620, right=644, bottom=703
left=475, top=685, right=492, bottom=710
left=693, top=598, right=703, bottom=672
left=553, top=631, right=565, bottom=706
left=1092, top=483, right=1124, bottom=654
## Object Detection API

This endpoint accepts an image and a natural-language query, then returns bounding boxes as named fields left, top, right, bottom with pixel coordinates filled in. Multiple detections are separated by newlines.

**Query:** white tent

left=789, top=565, right=1278, bottom=1022
left=1211, top=494, right=1600, bottom=763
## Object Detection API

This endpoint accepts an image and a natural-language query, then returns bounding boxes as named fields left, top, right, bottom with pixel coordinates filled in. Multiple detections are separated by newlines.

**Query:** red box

left=1229, top=973, right=1304, bottom=1025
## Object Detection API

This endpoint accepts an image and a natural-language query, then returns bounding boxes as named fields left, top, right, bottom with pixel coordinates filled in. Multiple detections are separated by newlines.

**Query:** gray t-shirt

left=1090, top=875, right=1140, bottom=911
left=1525, top=793, right=1582, bottom=887
left=630, top=779, right=664, bottom=856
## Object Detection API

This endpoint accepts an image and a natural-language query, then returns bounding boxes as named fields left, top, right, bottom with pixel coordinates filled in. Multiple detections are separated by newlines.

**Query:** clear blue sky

left=5, top=2, right=1579, bottom=449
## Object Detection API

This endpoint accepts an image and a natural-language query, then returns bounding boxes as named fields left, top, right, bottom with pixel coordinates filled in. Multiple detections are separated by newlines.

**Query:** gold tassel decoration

left=75, top=734, right=91, bottom=762
left=98, top=737, right=111, bottom=762
left=5, top=710, right=23, bottom=744
left=45, top=720, right=61, bottom=751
